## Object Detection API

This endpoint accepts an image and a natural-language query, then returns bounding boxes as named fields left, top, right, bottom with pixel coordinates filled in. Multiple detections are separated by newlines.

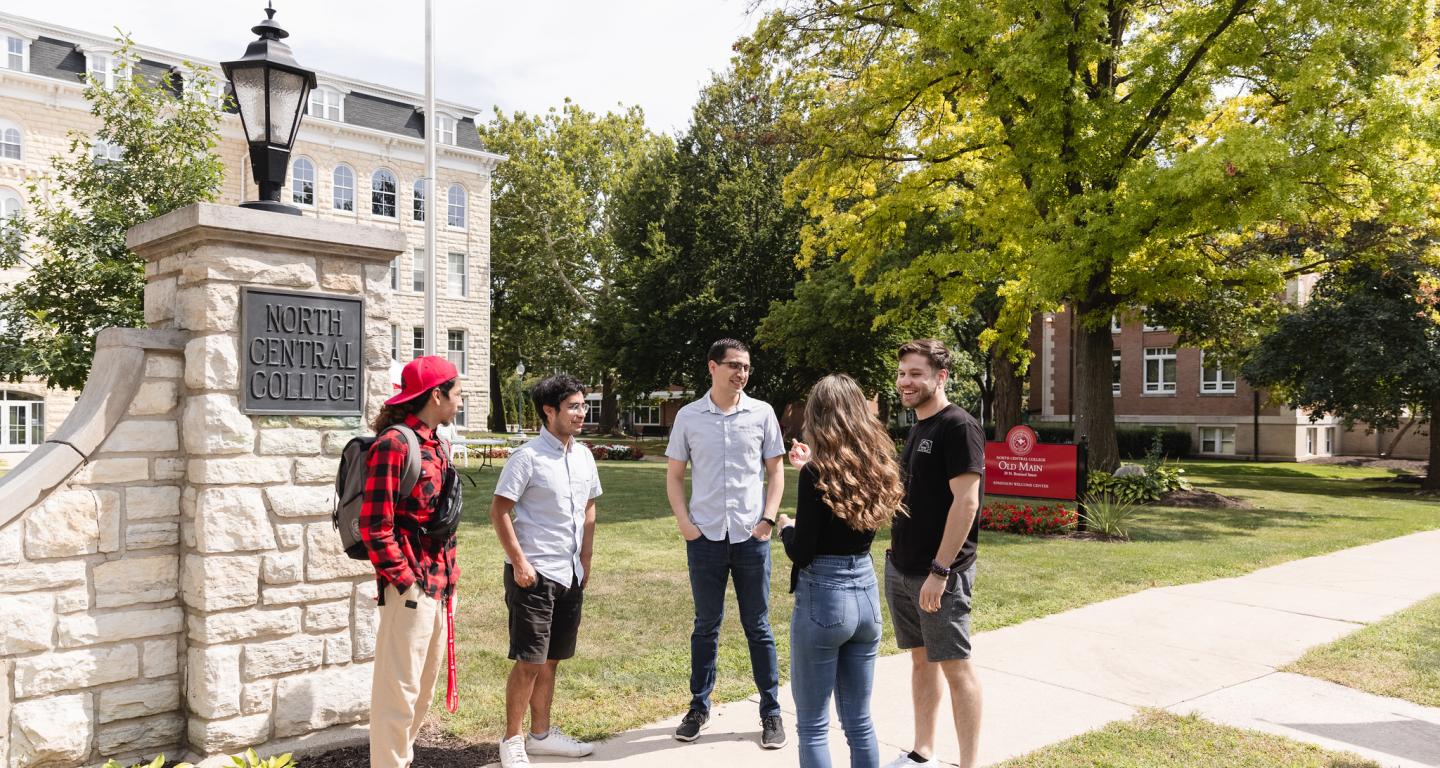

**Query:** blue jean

left=686, top=535, right=781, bottom=717
left=791, top=554, right=882, bottom=768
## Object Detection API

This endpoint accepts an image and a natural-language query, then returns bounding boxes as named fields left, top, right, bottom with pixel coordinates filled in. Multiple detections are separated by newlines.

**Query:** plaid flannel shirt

left=360, top=413, right=459, bottom=599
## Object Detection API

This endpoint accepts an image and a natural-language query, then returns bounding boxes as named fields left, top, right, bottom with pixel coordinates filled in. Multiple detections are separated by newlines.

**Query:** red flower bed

left=979, top=501, right=1076, bottom=536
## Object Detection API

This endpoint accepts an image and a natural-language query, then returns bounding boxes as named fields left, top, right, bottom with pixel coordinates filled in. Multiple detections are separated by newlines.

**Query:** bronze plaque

left=241, top=287, right=364, bottom=415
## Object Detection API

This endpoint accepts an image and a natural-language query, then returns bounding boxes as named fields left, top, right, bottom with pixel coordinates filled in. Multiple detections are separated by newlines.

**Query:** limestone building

left=0, top=11, right=500, bottom=466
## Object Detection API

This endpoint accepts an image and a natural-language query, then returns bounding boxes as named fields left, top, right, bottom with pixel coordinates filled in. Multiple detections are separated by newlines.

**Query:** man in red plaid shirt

left=363, top=356, right=462, bottom=768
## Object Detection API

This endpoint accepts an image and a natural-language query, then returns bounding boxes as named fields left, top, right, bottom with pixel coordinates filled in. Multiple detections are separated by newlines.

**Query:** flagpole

left=424, top=0, right=438, bottom=356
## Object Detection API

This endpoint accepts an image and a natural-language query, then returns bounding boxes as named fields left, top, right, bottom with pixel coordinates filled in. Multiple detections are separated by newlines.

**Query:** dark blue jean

left=686, top=535, right=781, bottom=717
left=791, top=554, right=881, bottom=768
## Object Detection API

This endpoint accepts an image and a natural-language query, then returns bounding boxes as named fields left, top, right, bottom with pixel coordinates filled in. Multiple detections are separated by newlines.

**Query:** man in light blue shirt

left=491, top=375, right=601, bottom=767
left=666, top=339, right=787, bottom=749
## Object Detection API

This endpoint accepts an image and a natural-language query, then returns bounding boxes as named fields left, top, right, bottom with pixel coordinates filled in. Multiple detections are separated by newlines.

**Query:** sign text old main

left=241, top=288, right=364, bottom=415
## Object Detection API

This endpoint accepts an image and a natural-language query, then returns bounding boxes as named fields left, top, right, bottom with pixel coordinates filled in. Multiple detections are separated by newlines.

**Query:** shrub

left=979, top=501, right=1077, bottom=536
left=103, top=757, right=192, bottom=768
left=581, top=442, right=645, bottom=461
left=1087, top=434, right=1191, bottom=503
left=1082, top=493, right=1138, bottom=540
left=1116, top=427, right=1191, bottom=458
left=481, top=447, right=512, bottom=459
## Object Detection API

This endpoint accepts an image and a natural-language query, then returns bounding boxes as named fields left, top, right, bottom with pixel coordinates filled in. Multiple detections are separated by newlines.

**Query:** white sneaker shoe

left=499, top=734, right=530, bottom=767
left=526, top=727, right=595, bottom=757
left=882, top=752, right=939, bottom=768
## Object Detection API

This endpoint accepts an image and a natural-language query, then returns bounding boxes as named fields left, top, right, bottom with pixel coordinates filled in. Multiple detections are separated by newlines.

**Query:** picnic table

left=452, top=437, right=508, bottom=468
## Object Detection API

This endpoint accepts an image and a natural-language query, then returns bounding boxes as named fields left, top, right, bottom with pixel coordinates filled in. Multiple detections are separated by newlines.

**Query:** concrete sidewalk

left=492, top=528, right=1440, bottom=767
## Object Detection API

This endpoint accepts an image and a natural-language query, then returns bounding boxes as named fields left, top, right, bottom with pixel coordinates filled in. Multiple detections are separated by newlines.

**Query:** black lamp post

left=222, top=3, right=317, bottom=215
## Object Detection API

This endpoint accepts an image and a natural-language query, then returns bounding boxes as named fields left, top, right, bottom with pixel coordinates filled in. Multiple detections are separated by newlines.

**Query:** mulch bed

left=1305, top=455, right=1429, bottom=474
left=299, top=720, right=497, bottom=768
left=1158, top=488, right=1252, bottom=509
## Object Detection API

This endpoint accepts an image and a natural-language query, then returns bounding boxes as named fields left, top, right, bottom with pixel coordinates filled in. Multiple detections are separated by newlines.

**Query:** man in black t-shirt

left=881, top=339, right=984, bottom=768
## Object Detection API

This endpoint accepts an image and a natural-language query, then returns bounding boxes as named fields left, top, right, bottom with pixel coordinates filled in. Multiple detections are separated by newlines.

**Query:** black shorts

left=504, top=563, right=584, bottom=664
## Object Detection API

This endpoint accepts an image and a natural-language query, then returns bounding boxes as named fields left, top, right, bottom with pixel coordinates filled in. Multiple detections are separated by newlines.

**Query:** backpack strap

left=385, top=424, right=423, bottom=498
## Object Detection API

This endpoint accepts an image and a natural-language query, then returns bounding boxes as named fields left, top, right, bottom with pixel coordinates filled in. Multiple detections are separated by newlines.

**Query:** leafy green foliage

left=1088, top=436, right=1193, bottom=504
left=102, top=756, right=192, bottom=768
left=0, top=38, right=225, bottom=389
left=1244, top=249, right=1440, bottom=487
left=228, top=749, right=294, bottom=768
left=1080, top=494, right=1139, bottom=540
left=745, top=0, right=1440, bottom=469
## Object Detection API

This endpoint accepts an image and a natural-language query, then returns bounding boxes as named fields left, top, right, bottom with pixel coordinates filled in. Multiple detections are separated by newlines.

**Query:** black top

left=780, top=463, right=876, bottom=592
left=890, top=403, right=985, bottom=576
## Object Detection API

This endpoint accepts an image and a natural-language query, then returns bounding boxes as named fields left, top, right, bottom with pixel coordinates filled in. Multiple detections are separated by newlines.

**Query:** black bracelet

left=929, top=559, right=952, bottom=578
left=761, top=517, right=777, bottom=528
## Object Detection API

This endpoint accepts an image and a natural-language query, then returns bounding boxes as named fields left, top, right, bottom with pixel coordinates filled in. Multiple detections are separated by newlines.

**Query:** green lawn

left=993, top=710, right=1379, bottom=767
left=1286, top=592, right=1440, bottom=707
left=441, top=458, right=1440, bottom=743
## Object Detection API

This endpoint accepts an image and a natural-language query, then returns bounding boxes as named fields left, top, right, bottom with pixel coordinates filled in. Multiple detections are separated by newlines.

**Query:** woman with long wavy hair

left=779, top=374, right=905, bottom=768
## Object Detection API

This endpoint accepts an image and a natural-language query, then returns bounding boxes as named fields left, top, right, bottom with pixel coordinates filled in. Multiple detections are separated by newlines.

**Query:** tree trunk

left=598, top=371, right=619, bottom=434
left=1424, top=398, right=1440, bottom=492
left=878, top=394, right=892, bottom=429
left=993, top=353, right=1023, bottom=436
left=488, top=364, right=507, bottom=432
left=1074, top=302, right=1120, bottom=471
left=1382, top=416, right=1416, bottom=458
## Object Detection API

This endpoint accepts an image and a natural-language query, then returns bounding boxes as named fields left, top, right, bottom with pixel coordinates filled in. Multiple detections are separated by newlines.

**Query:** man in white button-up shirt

left=491, top=375, right=601, bottom=767
left=666, top=339, right=788, bottom=749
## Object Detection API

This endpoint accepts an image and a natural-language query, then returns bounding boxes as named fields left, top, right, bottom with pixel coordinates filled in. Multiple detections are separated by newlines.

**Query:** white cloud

left=4, top=0, right=760, bottom=135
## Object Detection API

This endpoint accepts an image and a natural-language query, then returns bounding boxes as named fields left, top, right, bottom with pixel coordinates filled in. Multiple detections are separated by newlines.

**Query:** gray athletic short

left=884, top=553, right=975, bottom=662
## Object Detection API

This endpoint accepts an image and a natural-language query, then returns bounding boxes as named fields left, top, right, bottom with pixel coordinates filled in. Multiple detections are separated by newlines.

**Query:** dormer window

left=5, top=36, right=26, bottom=72
left=85, top=51, right=126, bottom=90
left=307, top=86, right=343, bottom=122
left=437, top=115, right=456, bottom=146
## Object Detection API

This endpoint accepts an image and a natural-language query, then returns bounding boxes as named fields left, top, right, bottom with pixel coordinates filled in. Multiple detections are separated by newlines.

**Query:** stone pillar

left=127, top=204, right=405, bottom=759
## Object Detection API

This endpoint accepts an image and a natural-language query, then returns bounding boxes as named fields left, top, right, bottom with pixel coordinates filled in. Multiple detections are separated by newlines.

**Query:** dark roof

left=24, top=32, right=486, bottom=152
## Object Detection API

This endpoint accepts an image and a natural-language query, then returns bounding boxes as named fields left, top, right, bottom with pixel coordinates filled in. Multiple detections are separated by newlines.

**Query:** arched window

left=0, top=119, right=20, bottom=160
left=307, top=86, right=344, bottom=121
left=446, top=184, right=466, bottom=229
left=0, top=390, right=44, bottom=448
left=1, top=188, right=22, bottom=225
left=291, top=157, right=315, bottom=206
left=412, top=178, right=426, bottom=222
left=332, top=164, right=355, bottom=212
left=371, top=169, right=397, bottom=218
left=90, top=139, right=123, bottom=164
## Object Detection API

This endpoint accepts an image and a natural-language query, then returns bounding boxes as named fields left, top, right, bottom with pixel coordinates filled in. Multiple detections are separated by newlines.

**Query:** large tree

left=1245, top=247, right=1440, bottom=490
left=606, top=66, right=809, bottom=417
left=0, top=41, right=226, bottom=389
left=748, top=0, right=1439, bottom=469
left=481, top=102, right=668, bottom=431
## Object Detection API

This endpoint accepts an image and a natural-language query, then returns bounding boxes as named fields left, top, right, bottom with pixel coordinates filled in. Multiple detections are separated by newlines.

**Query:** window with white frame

left=447, top=184, right=466, bottom=229
left=583, top=394, right=602, bottom=426
left=631, top=404, right=661, bottom=425
left=437, top=115, right=456, bottom=146
left=0, top=390, right=44, bottom=448
left=1110, top=315, right=1121, bottom=333
left=182, top=69, right=224, bottom=109
left=411, top=327, right=424, bottom=359
left=389, top=255, right=400, bottom=291
left=1142, top=319, right=1167, bottom=332
left=1143, top=347, right=1177, bottom=393
left=412, top=248, right=425, bottom=293
left=90, top=139, right=122, bottom=164
left=5, top=35, right=28, bottom=72
left=1305, top=426, right=1317, bottom=455
left=332, top=165, right=355, bottom=211
left=291, top=157, right=315, bottom=206
left=1, top=188, right=22, bottom=226
left=1325, top=426, right=1335, bottom=454
left=307, top=87, right=343, bottom=121
left=412, top=179, right=425, bottom=221
left=390, top=324, right=399, bottom=360
left=1112, top=350, right=1122, bottom=395
left=0, top=121, right=21, bottom=160
left=455, top=397, right=467, bottom=427
left=371, top=169, right=397, bottom=217
left=1199, top=354, right=1236, bottom=394
left=448, top=252, right=467, bottom=298
left=447, top=330, right=466, bottom=374
left=1199, top=426, right=1236, bottom=455
left=87, top=52, right=112, bottom=89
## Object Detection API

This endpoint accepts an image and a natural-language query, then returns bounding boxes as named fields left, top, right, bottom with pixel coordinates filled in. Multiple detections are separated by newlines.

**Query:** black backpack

left=334, top=424, right=466, bottom=560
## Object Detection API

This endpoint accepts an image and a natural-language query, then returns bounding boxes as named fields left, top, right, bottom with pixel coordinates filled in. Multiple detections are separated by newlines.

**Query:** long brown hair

left=802, top=374, right=905, bottom=532
left=371, top=378, right=457, bottom=433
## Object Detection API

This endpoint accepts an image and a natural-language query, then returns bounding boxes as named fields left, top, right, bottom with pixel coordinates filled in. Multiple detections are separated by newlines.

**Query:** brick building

left=0, top=12, right=501, bottom=466
left=1029, top=295, right=1430, bottom=461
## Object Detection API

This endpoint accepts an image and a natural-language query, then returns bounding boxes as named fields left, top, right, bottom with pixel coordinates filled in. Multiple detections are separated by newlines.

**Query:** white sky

left=3, top=0, right=763, bottom=136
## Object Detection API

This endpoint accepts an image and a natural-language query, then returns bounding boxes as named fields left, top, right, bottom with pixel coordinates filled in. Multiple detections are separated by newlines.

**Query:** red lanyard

left=445, top=591, right=458, bottom=713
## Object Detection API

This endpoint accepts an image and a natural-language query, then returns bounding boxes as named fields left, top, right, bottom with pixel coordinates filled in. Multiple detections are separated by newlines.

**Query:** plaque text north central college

left=241, top=288, right=365, bottom=415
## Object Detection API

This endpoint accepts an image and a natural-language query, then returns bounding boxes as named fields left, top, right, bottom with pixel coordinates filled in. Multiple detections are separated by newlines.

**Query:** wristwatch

left=929, top=559, right=952, bottom=579
left=760, top=517, right=777, bottom=529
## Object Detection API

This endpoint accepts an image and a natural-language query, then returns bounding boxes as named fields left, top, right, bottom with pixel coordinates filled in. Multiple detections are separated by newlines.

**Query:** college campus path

left=490, top=529, right=1440, bottom=767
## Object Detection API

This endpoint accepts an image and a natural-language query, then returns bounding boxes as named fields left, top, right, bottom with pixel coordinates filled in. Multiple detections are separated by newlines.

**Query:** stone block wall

left=0, top=204, right=407, bottom=767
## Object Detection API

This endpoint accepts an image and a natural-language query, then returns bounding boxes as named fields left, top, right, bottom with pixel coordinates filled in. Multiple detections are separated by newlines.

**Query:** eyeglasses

left=564, top=402, right=590, bottom=414
left=718, top=361, right=753, bottom=374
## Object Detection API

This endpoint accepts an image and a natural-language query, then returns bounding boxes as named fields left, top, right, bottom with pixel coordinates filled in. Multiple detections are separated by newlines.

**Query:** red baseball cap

left=385, top=355, right=459, bottom=406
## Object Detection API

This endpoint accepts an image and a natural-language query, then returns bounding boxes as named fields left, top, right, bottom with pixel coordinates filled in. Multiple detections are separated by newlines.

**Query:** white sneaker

left=526, top=727, right=595, bottom=757
left=499, top=734, right=530, bottom=767
left=882, top=752, right=939, bottom=768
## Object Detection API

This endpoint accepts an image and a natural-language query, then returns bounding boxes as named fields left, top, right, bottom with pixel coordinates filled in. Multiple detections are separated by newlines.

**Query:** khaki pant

left=370, top=583, right=445, bottom=768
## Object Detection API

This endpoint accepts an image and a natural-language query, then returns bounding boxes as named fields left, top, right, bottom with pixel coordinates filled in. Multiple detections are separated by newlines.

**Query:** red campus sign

left=984, top=425, right=1081, bottom=501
